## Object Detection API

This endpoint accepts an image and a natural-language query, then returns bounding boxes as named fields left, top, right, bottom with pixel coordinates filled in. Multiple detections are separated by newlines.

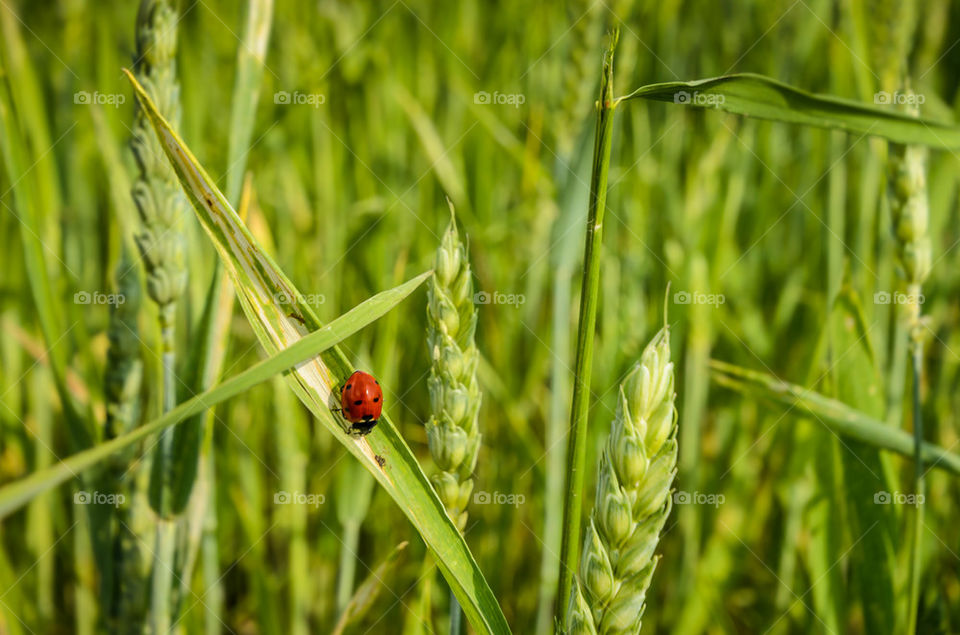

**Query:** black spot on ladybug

left=373, top=397, right=379, bottom=402
left=363, top=414, right=373, bottom=421
left=346, top=384, right=352, bottom=390
left=354, top=399, right=362, bottom=406
left=375, top=380, right=379, bottom=384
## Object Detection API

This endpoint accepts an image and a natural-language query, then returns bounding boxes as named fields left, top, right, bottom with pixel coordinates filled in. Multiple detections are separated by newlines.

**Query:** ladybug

left=339, top=370, right=383, bottom=436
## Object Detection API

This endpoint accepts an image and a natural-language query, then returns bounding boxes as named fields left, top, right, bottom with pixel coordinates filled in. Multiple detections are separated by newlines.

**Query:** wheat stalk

left=102, top=249, right=148, bottom=630
left=130, top=1, right=186, bottom=631
left=425, top=207, right=481, bottom=635
left=567, top=326, right=677, bottom=634
left=886, top=91, right=931, bottom=635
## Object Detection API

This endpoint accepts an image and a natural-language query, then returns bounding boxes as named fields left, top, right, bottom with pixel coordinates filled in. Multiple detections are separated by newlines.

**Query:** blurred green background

left=1, top=0, right=959, bottom=633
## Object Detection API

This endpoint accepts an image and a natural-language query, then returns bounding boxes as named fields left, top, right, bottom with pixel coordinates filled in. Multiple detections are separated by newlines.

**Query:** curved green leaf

left=618, top=73, right=960, bottom=149
left=710, top=359, right=960, bottom=475
left=123, top=69, right=510, bottom=635
left=0, top=271, right=429, bottom=519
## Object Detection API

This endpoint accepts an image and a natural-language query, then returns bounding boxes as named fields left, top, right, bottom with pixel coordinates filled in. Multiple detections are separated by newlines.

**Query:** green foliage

left=3, top=1, right=960, bottom=632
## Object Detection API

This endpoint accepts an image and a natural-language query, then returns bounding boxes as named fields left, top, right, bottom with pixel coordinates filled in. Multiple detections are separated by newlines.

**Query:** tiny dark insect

left=375, top=454, right=386, bottom=467
left=288, top=312, right=306, bottom=325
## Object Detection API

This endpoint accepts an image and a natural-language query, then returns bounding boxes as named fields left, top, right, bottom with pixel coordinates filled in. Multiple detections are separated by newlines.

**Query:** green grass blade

left=0, top=51, right=90, bottom=448
left=617, top=73, right=960, bottom=149
left=709, top=360, right=960, bottom=476
left=827, top=288, right=896, bottom=632
left=224, top=0, right=274, bottom=207
left=123, top=69, right=511, bottom=635
left=396, top=83, right=468, bottom=210
left=0, top=271, right=429, bottom=520
left=557, top=31, right=618, bottom=629
left=332, top=541, right=409, bottom=635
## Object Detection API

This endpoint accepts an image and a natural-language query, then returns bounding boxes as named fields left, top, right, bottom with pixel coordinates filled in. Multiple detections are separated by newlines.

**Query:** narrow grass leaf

left=710, top=360, right=960, bottom=475
left=617, top=73, right=960, bottom=149
left=827, top=287, right=897, bottom=631
left=0, top=272, right=429, bottom=519
left=331, top=541, right=409, bottom=635
left=123, top=69, right=510, bottom=635
left=0, top=57, right=91, bottom=448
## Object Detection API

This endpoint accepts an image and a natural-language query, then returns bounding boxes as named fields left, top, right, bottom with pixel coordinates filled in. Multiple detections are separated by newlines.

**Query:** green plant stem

left=201, top=450, right=222, bottom=635
left=151, top=346, right=178, bottom=633
left=337, top=522, right=360, bottom=613
left=151, top=519, right=177, bottom=634
left=157, top=346, right=177, bottom=510
left=907, top=342, right=924, bottom=633
left=450, top=588, right=463, bottom=635
left=557, top=31, right=618, bottom=630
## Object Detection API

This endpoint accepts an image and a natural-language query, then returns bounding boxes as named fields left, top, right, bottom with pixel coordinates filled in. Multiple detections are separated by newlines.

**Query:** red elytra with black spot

left=340, top=370, right=383, bottom=435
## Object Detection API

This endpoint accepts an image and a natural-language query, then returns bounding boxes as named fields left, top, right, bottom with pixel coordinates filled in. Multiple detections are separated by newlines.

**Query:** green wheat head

left=101, top=249, right=149, bottom=630
left=568, top=327, right=677, bottom=634
left=104, top=250, right=143, bottom=445
left=131, top=0, right=186, bottom=347
left=426, top=211, right=482, bottom=532
left=886, top=95, right=930, bottom=341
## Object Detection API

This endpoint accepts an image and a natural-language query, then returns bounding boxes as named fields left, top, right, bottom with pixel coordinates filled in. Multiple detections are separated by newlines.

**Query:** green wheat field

left=1, top=1, right=959, bottom=633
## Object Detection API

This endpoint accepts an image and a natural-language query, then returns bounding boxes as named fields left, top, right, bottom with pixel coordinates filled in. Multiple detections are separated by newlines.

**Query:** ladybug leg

left=331, top=382, right=345, bottom=414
